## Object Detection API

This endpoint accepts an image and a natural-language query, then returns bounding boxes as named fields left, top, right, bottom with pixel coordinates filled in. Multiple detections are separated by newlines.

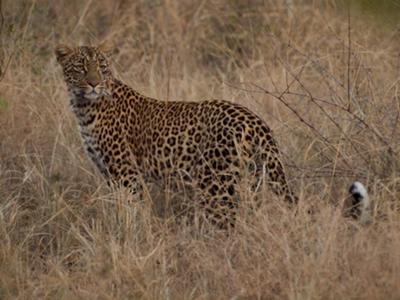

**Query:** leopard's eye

left=72, top=65, right=85, bottom=74
left=71, top=61, right=86, bottom=75
left=99, top=64, right=108, bottom=73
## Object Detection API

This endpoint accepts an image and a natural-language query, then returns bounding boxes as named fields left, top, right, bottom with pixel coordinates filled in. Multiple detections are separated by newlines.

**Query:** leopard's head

left=55, top=43, right=113, bottom=101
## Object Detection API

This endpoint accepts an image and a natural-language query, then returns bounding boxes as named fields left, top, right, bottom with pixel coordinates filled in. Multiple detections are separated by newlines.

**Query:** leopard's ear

left=55, top=44, right=73, bottom=64
left=97, top=40, right=114, bottom=57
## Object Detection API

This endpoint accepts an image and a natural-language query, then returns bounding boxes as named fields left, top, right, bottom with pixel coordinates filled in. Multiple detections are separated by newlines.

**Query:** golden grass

left=1, top=0, right=400, bottom=299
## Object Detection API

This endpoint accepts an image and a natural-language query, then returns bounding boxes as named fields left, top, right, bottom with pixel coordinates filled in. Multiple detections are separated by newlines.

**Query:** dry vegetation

left=1, top=0, right=400, bottom=299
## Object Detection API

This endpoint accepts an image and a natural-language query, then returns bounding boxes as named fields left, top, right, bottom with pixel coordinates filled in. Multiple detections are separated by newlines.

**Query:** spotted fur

left=55, top=44, right=297, bottom=227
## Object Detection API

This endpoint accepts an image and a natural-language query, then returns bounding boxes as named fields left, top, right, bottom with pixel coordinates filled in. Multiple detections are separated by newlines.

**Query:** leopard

left=55, top=43, right=298, bottom=228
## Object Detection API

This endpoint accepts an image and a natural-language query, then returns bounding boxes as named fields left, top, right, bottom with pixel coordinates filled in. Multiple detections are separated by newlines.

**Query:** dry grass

left=1, top=0, right=400, bottom=299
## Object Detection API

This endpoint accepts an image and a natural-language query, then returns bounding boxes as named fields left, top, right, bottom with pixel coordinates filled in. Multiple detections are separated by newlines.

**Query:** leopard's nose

left=86, top=65, right=101, bottom=87
left=86, top=78, right=99, bottom=88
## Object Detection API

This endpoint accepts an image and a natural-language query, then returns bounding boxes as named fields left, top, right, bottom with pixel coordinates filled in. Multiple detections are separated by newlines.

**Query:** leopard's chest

left=78, top=125, right=109, bottom=177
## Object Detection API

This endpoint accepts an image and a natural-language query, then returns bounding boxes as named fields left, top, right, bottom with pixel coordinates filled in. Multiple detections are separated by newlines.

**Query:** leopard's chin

left=84, top=91, right=101, bottom=100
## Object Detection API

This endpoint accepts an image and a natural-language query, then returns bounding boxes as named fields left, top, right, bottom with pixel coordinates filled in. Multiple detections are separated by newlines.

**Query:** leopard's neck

left=68, top=79, right=125, bottom=177
left=69, top=79, right=121, bottom=128
left=69, top=97, right=98, bottom=128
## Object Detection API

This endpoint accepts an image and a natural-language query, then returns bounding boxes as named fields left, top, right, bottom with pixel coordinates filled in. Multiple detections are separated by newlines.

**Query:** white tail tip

left=348, top=181, right=372, bottom=225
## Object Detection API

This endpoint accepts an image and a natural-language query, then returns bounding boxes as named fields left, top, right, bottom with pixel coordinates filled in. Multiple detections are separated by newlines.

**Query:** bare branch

left=347, top=1, right=351, bottom=110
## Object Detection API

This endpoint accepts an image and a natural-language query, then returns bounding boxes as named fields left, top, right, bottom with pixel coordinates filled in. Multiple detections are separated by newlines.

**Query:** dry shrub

left=1, top=0, right=400, bottom=299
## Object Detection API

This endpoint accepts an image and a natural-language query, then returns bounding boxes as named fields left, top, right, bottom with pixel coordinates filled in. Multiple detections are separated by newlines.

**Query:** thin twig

left=280, top=63, right=376, bottom=169
left=72, top=0, right=93, bottom=34
left=252, top=83, right=333, bottom=148
left=0, top=55, right=12, bottom=82
left=283, top=90, right=394, bottom=155
left=347, top=1, right=351, bottom=110
left=0, top=0, right=4, bottom=37
left=0, top=0, right=9, bottom=82
left=22, top=0, right=36, bottom=42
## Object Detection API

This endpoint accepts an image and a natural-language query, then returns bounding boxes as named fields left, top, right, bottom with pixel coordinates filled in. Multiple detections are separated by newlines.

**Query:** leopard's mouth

left=71, top=85, right=109, bottom=100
